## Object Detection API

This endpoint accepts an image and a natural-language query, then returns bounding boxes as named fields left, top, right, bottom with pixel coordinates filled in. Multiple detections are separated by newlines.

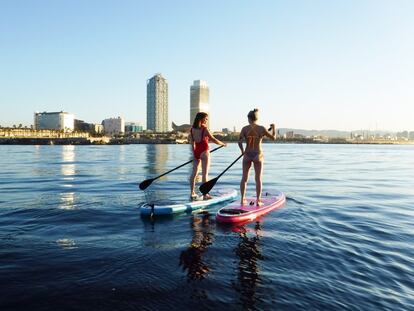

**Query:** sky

left=1, top=0, right=413, bottom=132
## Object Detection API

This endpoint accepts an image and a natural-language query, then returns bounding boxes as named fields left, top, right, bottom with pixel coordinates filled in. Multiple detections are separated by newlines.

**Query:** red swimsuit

left=191, top=127, right=209, bottom=159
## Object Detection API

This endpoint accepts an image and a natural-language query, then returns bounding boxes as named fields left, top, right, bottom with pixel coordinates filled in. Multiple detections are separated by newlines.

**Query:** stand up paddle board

left=216, top=190, right=286, bottom=223
left=140, top=188, right=237, bottom=216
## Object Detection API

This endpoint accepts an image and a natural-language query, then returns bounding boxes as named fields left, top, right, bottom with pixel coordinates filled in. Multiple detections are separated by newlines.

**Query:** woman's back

left=191, top=127, right=207, bottom=143
left=242, top=124, right=265, bottom=153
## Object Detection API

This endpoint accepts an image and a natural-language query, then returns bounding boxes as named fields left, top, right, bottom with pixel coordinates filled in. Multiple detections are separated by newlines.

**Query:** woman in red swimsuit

left=189, top=112, right=226, bottom=200
left=238, top=109, right=276, bottom=206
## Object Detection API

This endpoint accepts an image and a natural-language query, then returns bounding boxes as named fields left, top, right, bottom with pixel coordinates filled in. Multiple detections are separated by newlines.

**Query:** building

left=125, top=122, right=143, bottom=134
left=285, top=131, right=294, bottom=139
left=102, top=117, right=125, bottom=136
left=190, top=80, right=209, bottom=127
left=34, top=111, right=74, bottom=132
left=74, top=119, right=104, bottom=135
left=74, top=119, right=91, bottom=132
left=92, top=124, right=104, bottom=135
left=147, top=73, right=168, bottom=132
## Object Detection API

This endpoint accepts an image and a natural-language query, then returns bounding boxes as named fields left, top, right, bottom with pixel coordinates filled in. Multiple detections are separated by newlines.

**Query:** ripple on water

left=1, top=144, right=414, bottom=310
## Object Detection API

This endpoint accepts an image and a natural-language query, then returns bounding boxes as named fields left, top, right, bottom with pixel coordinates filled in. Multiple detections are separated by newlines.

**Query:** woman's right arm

left=263, top=124, right=276, bottom=140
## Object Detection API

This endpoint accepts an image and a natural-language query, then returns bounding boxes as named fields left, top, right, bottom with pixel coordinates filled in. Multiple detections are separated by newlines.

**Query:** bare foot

left=203, top=194, right=212, bottom=200
left=240, top=199, right=247, bottom=205
left=190, top=194, right=198, bottom=201
left=256, top=200, right=264, bottom=207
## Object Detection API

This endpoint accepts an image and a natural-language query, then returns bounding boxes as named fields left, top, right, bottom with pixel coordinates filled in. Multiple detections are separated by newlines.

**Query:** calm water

left=0, top=144, right=413, bottom=311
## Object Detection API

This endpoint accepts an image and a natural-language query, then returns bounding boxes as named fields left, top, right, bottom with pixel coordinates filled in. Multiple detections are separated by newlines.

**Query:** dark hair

left=192, top=112, right=208, bottom=128
left=247, top=109, right=259, bottom=122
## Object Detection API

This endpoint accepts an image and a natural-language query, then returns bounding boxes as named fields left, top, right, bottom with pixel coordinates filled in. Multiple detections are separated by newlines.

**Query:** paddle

left=199, top=153, right=244, bottom=195
left=139, top=145, right=224, bottom=190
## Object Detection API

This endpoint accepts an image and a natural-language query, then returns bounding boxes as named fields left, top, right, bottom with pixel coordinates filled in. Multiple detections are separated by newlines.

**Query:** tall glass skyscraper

left=147, top=73, right=168, bottom=132
left=190, top=80, right=209, bottom=127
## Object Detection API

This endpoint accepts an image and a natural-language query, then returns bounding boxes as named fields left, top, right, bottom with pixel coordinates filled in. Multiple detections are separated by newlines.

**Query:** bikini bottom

left=244, top=151, right=263, bottom=162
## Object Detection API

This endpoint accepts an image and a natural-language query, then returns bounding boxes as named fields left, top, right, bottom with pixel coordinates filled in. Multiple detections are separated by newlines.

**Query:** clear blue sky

left=1, top=0, right=413, bottom=131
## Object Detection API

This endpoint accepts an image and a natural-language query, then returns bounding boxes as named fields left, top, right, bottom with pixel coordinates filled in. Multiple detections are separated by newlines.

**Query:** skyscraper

left=147, top=73, right=168, bottom=132
left=190, top=80, right=209, bottom=127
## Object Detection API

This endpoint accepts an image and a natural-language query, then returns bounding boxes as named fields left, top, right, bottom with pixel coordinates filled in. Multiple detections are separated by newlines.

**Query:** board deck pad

left=216, top=190, right=286, bottom=223
left=140, top=188, right=237, bottom=216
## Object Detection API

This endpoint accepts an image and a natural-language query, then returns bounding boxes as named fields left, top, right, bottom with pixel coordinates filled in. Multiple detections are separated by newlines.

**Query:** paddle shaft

left=199, top=153, right=243, bottom=194
left=140, top=145, right=224, bottom=188
left=216, top=153, right=243, bottom=179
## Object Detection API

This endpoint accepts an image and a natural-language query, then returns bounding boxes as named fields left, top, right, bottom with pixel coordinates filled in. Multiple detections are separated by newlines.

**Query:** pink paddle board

left=216, top=190, right=286, bottom=223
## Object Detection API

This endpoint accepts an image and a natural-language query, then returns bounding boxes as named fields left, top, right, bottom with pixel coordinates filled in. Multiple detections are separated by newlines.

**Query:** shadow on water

left=139, top=210, right=178, bottom=232
left=234, top=222, right=263, bottom=311
left=286, top=196, right=305, bottom=205
left=179, top=212, right=215, bottom=281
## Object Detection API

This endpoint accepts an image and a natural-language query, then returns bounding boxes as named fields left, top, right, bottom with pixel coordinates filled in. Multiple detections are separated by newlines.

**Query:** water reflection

left=56, top=238, right=77, bottom=249
left=61, top=145, right=75, bottom=180
left=144, top=144, right=170, bottom=202
left=117, top=145, right=130, bottom=175
left=60, top=145, right=76, bottom=209
left=59, top=192, right=76, bottom=210
left=234, top=222, right=263, bottom=310
left=119, top=144, right=126, bottom=162
left=145, top=144, right=169, bottom=176
left=179, top=212, right=214, bottom=281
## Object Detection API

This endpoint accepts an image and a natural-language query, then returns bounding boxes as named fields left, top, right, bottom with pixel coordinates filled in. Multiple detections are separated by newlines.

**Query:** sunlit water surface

left=0, top=144, right=413, bottom=310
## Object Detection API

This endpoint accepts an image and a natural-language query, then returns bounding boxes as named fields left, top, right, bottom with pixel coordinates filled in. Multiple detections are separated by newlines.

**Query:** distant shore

left=1, top=137, right=413, bottom=145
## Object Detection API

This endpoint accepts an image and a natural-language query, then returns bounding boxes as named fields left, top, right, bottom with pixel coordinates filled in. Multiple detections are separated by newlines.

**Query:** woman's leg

left=240, top=157, right=252, bottom=204
left=253, top=158, right=263, bottom=205
left=190, top=159, right=201, bottom=197
left=201, top=151, right=211, bottom=199
left=200, top=151, right=210, bottom=183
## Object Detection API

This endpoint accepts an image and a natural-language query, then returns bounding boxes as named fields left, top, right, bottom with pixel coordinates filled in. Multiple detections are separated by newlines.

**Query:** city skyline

left=1, top=1, right=414, bottom=132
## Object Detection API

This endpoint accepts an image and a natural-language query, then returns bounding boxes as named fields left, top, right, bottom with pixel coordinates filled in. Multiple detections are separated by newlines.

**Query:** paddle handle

left=208, top=144, right=225, bottom=154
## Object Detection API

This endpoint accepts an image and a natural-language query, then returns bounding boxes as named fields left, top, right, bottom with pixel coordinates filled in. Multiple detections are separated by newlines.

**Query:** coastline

left=1, top=137, right=413, bottom=145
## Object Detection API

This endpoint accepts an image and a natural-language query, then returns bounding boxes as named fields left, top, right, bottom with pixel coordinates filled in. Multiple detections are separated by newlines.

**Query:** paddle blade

left=199, top=177, right=218, bottom=195
left=139, top=178, right=154, bottom=190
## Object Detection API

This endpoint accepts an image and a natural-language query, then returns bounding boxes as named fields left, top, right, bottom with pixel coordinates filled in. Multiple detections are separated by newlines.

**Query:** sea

left=0, top=144, right=413, bottom=311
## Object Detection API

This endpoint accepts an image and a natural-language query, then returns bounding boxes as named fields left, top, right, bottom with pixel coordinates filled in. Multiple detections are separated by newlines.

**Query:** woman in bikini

left=189, top=112, right=226, bottom=200
left=238, top=109, right=276, bottom=206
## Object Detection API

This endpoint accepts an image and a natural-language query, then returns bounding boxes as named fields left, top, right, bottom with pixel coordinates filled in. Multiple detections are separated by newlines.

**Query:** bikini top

left=245, top=124, right=262, bottom=149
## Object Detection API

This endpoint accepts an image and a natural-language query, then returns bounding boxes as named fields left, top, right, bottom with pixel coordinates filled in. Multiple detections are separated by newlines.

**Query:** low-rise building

left=74, top=119, right=90, bottom=132
left=125, top=122, right=143, bottom=134
left=102, top=117, right=125, bottom=136
left=92, top=124, right=104, bottom=135
left=34, top=111, right=75, bottom=132
left=285, top=131, right=294, bottom=139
